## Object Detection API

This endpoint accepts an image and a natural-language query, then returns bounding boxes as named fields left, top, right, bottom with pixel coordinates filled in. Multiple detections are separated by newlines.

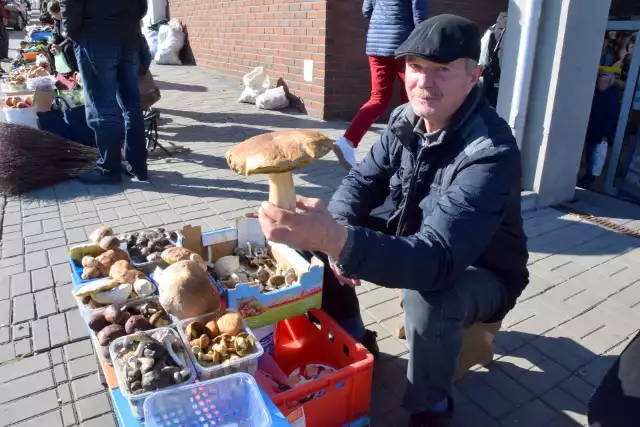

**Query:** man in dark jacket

left=334, top=0, right=429, bottom=169
left=258, top=15, right=529, bottom=427
left=61, top=0, right=149, bottom=183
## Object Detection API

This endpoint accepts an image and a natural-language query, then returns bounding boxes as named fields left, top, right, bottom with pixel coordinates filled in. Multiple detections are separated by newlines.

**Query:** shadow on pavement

left=154, top=79, right=208, bottom=93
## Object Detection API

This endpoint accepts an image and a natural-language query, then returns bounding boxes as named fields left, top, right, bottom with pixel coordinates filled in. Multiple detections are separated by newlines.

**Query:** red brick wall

left=168, top=0, right=328, bottom=119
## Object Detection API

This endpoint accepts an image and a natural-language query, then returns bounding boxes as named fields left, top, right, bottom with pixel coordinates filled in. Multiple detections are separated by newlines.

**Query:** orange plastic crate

left=269, top=309, right=374, bottom=427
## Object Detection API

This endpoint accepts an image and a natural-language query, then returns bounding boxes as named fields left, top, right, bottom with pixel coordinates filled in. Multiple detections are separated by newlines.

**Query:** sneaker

left=334, top=136, right=357, bottom=169
left=408, top=398, right=454, bottom=427
left=122, top=164, right=149, bottom=182
left=361, top=329, right=380, bottom=359
left=76, top=169, right=121, bottom=185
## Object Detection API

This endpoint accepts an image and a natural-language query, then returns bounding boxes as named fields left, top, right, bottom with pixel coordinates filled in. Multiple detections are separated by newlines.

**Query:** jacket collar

left=391, top=86, right=483, bottom=152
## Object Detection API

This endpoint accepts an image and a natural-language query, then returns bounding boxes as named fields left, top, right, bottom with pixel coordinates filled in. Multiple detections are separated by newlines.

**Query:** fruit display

left=213, top=242, right=298, bottom=293
left=182, top=312, right=258, bottom=368
left=3, top=95, right=33, bottom=109
left=110, top=328, right=192, bottom=417
left=157, top=260, right=221, bottom=320
left=87, top=298, right=171, bottom=362
left=122, top=228, right=179, bottom=265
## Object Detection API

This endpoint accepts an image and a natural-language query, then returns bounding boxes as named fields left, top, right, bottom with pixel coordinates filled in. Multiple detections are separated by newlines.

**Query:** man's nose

left=417, top=71, right=435, bottom=88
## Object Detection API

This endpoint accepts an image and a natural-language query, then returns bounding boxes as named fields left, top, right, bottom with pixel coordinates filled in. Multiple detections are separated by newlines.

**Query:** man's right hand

left=329, top=258, right=361, bottom=287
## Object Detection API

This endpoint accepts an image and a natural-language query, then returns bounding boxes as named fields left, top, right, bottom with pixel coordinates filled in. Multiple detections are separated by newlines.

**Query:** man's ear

left=470, top=65, right=483, bottom=86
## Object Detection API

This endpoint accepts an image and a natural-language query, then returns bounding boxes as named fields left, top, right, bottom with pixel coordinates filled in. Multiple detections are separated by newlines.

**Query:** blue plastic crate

left=29, top=31, right=52, bottom=42
left=143, top=373, right=272, bottom=427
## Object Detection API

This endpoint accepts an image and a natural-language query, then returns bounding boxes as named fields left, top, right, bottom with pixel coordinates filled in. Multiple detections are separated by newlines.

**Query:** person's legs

left=116, top=45, right=147, bottom=179
left=74, top=39, right=123, bottom=182
left=403, top=267, right=507, bottom=424
left=335, top=56, right=399, bottom=169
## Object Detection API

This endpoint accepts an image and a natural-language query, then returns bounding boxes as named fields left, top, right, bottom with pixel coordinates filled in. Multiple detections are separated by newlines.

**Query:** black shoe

left=361, top=329, right=380, bottom=359
left=122, top=164, right=149, bottom=181
left=408, top=398, right=454, bottom=427
left=76, top=169, right=121, bottom=185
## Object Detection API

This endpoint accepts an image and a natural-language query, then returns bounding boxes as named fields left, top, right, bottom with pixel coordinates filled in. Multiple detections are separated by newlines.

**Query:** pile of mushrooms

left=112, top=329, right=191, bottom=395
left=213, top=241, right=298, bottom=293
left=68, top=226, right=126, bottom=280
left=226, top=129, right=334, bottom=211
left=184, top=312, right=257, bottom=367
left=122, top=228, right=179, bottom=264
left=88, top=299, right=171, bottom=361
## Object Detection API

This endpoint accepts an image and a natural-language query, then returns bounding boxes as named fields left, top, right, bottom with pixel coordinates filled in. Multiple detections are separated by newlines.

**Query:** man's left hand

left=258, top=196, right=348, bottom=259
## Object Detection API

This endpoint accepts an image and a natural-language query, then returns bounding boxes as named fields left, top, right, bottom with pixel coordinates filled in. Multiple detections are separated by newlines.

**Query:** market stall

left=65, top=130, right=375, bottom=426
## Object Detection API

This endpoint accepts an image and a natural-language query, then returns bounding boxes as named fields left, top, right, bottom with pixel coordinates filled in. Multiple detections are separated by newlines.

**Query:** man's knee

left=404, top=289, right=465, bottom=338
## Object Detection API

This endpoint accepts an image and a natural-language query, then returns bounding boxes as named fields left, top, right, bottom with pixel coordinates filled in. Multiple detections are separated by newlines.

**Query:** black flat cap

left=395, top=14, right=481, bottom=63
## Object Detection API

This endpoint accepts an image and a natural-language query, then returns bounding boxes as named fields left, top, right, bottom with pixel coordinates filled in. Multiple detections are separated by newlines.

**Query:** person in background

left=333, top=0, right=429, bottom=169
left=0, top=0, right=9, bottom=72
left=579, top=71, right=620, bottom=188
left=257, top=15, right=529, bottom=427
left=61, top=0, right=149, bottom=184
left=47, top=1, right=78, bottom=73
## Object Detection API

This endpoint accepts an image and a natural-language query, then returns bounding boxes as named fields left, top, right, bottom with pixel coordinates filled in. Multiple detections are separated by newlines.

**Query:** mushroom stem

left=268, top=172, right=296, bottom=211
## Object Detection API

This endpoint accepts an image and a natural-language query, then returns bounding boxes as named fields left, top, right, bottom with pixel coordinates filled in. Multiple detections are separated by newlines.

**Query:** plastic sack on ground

left=590, top=139, right=608, bottom=177
left=154, top=19, right=185, bottom=65
left=256, top=86, right=289, bottom=110
left=238, top=66, right=272, bottom=104
left=147, top=30, right=159, bottom=58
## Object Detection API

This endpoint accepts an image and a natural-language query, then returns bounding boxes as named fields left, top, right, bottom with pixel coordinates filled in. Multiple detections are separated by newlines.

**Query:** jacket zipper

left=396, top=142, right=426, bottom=236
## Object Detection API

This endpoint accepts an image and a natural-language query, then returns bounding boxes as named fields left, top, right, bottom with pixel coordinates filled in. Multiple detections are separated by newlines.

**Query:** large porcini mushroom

left=225, top=130, right=334, bottom=211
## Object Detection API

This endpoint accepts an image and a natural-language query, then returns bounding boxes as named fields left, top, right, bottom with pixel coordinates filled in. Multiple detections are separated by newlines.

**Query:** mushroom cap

left=225, top=130, right=334, bottom=175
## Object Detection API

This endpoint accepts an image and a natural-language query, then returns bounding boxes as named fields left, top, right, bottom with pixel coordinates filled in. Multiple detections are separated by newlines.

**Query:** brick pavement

left=2, top=30, right=640, bottom=427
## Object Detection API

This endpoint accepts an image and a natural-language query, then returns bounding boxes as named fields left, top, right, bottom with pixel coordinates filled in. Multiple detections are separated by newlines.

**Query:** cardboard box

left=178, top=215, right=324, bottom=329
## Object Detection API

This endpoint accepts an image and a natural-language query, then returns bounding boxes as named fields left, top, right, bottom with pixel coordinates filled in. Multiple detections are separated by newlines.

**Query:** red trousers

left=344, top=56, right=409, bottom=147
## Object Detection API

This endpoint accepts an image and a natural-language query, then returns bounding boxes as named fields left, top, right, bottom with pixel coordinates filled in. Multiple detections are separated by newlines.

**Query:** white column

left=498, top=0, right=611, bottom=208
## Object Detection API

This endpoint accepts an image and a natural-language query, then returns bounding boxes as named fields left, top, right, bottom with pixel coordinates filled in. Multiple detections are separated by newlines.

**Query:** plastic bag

left=4, top=106, right=39, bottom=129
left=238, top=66, right=272, bottom=104
left=35, top=54, right=49, bottom=67
left=26, top=75, right=57, bottom=91
left=147, top=30, right=159, bottom=59
left=154, top=19, right=185, bottom=65
left=590, top=139, right=608, bottom=177
left=256, top=86, right=289, bottom=110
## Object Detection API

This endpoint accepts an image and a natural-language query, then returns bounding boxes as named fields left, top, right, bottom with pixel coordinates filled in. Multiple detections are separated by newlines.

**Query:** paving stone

left=61, top=405, right=76, bottom=427
left=64, top=340, right=94, bottom=361
left=48, top=313, right=69, bottom=347
left=0, top=370, right=55, bottom=404
left=519, top=357, right=572, bottom=396
left=81, top=413, right=117, bottom=427
left=157, top=209, right=181, bottom=224
left=530, top=328, right=597, bottom=372
left=13, top=293, right=35, bottom=324
left=541, top=387, right=588, bottom=426
left=577, top=354, right=618, bottom=387
left=456, top=374, right=515, bottom=419
left=0, top=276, right=9, bottom=301
left=34, top=288, right=58, bottom=318
left=22, top=221, right=43, bottom=237
left=47, top=247, right=70, bottom=266
left=0, top=299, right=9, bottom=326
left=66, top=309, right=89, bottom=341
left=14, top=338, right=32, bottom=356
left=68, top=355, right=99, bottom=380
left=59, top=203, right=79, bottom=217
left=474, top=364, right=534, bottom=406
left=357, top=287, right=399, bottom=309
left=0, top=353, right=51, bottom=383
left=0, top=389, right=60, bottom=426
left=0, top=326, right=8, bottom=344
left=366, top=299, right=404, bottom=322
left=450, top=401, right=497, bottom=427
left=55, top=284, right=77, bottom=312
left=25, top=251, right=48, bottom=270
left=52, top=263, right=72, bottom=286
left=25, top=237, right=67, bottom=254
left=50, top=347, right=64, bottom=365
left=2, top=239, right=24, bottom=258
left=97, top=208, right=119, bottom=222
left=33, top=318, right=51, bottom=352
left=0, top=342, right=16, bottom=363
left=43, top=218, right=63, bottom=232
left=66, top=227, right=88, bottom=244
left=377, top=336, right=408, bottom=361
left=13, top=323, right=30, bottom=339
left=14, top=410, right=64, bottom=427
left=75, top=392, right=112, bottom=422
left=53, top=364, right=67, bottom=384
left=11, top=272, right=31, bottom=296
left=501, top=398, right=560, bottom=427
left=58, top=382, right=72, bottom=404
left=71, top=373, right=105, bottom=400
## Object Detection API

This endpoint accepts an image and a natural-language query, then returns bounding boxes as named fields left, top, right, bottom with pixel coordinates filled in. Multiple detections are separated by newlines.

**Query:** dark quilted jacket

left=363, top=0, right=430, bottom=57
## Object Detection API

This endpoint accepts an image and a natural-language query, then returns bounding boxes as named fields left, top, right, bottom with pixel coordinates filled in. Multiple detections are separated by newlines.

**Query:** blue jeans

left=74, top=39, right=147, bottom=175
left=403, top=266, right=507, bottom=413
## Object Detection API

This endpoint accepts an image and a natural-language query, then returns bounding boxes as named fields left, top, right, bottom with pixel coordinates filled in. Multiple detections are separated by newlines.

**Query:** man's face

left=404, top=56, right=481, bottom=128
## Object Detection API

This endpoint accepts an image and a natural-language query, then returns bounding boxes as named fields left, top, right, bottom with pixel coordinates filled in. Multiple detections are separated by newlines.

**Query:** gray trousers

left=402, top=266, right=507, bottom=413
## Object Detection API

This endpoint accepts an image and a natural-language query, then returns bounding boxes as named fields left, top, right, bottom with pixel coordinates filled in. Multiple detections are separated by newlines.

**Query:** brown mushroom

left=225, top=130, right=334, bottom=210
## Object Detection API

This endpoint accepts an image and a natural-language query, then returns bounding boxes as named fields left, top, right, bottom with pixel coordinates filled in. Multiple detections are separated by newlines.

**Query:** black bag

left=480, top=25, right=505, bottom=109
left=37, top=97, right=95, bottom=147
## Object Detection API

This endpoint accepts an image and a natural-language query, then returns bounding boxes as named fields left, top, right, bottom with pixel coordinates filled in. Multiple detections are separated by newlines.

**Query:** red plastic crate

left=269, top=309, right=374, bottom=427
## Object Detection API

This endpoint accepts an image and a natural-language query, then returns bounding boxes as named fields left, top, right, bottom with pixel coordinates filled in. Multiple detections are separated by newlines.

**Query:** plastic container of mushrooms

left=177, top=309, right=264, bottom=381
left=109, top=327, right=196, bottom=419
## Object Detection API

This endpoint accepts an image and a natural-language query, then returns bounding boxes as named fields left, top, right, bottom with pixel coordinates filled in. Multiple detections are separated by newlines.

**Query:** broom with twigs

left=0, top=122, right=100, bottom=196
